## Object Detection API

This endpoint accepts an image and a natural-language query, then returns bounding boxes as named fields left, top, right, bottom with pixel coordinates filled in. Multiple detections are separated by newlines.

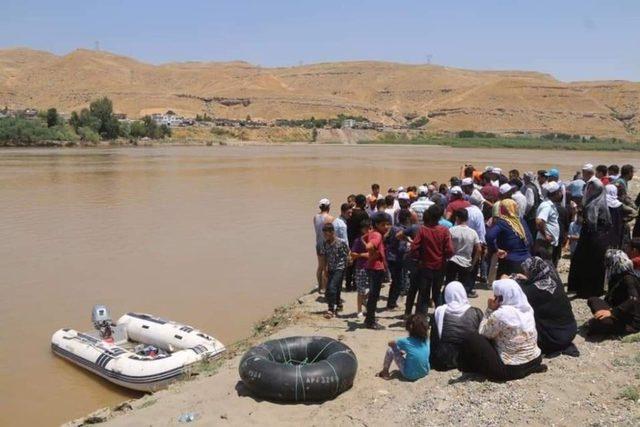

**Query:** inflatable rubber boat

left=52, top=305, right=225, bottom=392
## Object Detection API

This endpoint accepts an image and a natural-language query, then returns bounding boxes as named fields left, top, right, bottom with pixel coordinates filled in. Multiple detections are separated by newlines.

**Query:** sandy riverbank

left=68, top=259, right=640, bottom=427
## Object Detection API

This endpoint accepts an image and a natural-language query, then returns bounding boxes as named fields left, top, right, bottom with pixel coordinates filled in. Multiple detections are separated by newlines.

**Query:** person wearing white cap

left=461, top=177, right=485, bottom=206
left=499, top=183, right=527, bottom=219
left=314, top=198, right=335, bottom=293
left=489, top=168, right=502, bottom=187
left=410, top=185, right=434, bottom=223
left=581, top=163, right=596, bottom=183
left=444, top=186, right=470, bottom=221
left=395, top=192, right=418, bottom=225
left=534, top=182, right=562, bottom=262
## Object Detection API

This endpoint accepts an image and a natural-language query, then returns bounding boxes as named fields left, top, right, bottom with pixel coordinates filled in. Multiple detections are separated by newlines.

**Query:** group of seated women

left=428, top=250, right=640, bottom=381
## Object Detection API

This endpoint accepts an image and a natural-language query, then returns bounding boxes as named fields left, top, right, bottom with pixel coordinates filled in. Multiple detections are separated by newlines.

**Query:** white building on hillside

left=151, top=112, right=184, bottom=127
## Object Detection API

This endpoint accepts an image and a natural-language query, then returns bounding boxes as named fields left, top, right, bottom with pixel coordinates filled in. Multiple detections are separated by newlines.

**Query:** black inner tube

left=239, top=336, right=358, bottom=402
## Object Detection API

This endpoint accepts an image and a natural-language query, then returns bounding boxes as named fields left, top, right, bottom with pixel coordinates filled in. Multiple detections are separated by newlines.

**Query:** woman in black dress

left=587, top=250, right=640, bottom=336
left=518, top=257, right=578, bottom=356
left=568, top=177, right=611, bottom=298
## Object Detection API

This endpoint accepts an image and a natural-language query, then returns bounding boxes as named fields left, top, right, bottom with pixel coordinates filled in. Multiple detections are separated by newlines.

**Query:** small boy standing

left=567, top=209, right=582, bottom=257
left=364, top=212, right=392, bottom=329
left=350, top=219, right=371, bottom=317
left=320, top=223, right=350, bottom=318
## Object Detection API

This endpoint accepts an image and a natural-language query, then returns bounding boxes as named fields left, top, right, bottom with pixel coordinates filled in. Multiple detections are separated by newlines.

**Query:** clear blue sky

left=1, top=0, right=639, bottom=81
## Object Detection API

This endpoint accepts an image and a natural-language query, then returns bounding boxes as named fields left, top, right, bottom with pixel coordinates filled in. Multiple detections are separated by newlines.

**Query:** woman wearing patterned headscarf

left=518, top=257, right=578, bottom=356
left=485, top=199, right=533, bottom=277
left=587, top=249, right=640, bottom=336
left=457, top=279, right=547, bottom=381
left=568, top=177, right=612, bottom=298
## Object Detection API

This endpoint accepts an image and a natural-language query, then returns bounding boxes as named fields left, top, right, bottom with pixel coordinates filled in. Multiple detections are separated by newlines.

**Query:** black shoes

left=365, top=322, right=386, bottom=330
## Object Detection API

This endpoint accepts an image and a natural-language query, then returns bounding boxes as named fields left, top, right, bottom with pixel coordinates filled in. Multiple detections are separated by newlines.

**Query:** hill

left=0, top=48, right=638, bottom=139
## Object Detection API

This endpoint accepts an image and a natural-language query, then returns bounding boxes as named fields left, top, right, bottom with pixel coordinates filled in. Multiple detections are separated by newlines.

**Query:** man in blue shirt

left=332, top=203, right=351, bottom=245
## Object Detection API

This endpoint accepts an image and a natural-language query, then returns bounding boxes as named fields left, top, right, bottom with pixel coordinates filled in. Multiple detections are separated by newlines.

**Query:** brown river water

left=0, top=145, right=637, bottom=426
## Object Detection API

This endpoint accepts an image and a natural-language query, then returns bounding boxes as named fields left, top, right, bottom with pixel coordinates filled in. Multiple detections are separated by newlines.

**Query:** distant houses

left=0, top=106, right=389, bottom=132
left=341, top=119, right=356, bottom=129
left=0, top=108, right=39, bottom=119
left=151, top=111, right=188, bottom=127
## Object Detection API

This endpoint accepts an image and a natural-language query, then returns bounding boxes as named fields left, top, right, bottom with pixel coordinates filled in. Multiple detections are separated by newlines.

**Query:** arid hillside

left=1, top=48, right=638, bottom=139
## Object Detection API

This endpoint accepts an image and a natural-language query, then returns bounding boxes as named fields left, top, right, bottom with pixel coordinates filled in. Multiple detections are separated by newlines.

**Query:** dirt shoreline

left=67, top=260, right=640, bottom=427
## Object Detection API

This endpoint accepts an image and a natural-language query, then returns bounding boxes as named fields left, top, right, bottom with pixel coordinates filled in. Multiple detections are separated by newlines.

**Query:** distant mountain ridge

left=0, top=48, right=638, bottom=139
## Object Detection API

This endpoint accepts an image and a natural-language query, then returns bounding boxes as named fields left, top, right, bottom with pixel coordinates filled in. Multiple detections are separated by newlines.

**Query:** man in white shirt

left=461, top=177, right=485, bottom=205
left=446, top=208, right=481, bottom=297
left=535, top=181, right=562, bottom=261
left=332, top=203, right=351, bottom=245
left=410, top=186, right=434, bottom=222
left=466, top=196, right=486, bottom=244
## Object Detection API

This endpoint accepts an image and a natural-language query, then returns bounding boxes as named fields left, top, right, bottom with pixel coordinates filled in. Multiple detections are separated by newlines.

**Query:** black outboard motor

left=92, top=304, right=113, bottom=339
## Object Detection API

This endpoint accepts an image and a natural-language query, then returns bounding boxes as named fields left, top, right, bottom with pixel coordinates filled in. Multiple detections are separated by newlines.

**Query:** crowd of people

left=314, top=162, right=640, bottom=382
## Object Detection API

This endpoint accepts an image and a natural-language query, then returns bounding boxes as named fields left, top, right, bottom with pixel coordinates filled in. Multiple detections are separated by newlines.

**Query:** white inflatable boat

left=51, top=305, right=226, bottom=392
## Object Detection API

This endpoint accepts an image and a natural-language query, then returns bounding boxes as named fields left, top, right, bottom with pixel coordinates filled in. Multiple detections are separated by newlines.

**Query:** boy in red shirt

left=363, top=212, right=392, bottom=329
left=409, top=204, right=454, bottom=315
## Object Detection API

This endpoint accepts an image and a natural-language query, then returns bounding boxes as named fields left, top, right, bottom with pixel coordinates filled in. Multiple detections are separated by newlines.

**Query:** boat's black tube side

left=239, top=336, right=357, bottom=402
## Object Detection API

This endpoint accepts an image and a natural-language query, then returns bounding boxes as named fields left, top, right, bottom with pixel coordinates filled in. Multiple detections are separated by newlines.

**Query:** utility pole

left=95, top=41, right=100, bottom=51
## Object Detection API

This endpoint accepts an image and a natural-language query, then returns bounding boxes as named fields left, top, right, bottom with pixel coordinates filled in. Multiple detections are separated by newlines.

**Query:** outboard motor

left=92, top=304, right=113, bottom=339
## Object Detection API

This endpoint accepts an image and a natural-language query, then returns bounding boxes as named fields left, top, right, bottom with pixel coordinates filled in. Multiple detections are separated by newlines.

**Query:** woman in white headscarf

left=568, top=177, right=612, bottom=298
left=429, top=282, right=483, bottom=371
left=606, top=184, right=624, bottom=249
left=458, top=279, right=546, bottom=381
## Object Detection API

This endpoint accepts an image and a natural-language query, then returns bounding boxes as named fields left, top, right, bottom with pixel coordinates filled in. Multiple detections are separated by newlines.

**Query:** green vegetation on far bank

left=0, top=116, right=79, bottom=144
left=1, top=97, right=170, bottom=145
left=359, top=133, right=640, bottom=151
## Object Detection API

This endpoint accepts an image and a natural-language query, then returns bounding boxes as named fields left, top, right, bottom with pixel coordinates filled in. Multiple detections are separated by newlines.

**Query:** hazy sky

left=1, top=0, right=639, bottom=81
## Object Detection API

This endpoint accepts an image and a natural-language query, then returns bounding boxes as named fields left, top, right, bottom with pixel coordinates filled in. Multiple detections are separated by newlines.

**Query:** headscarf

left=491, top=279, right=536, bottom=332
left=434, top=281, right=471, bottom=337
left=523, top=171, right=535, bottom=182
left=498, top=199, right=527, bottom=243
left=605, top=184, right=622, bottom=208
left=521, top=256, right=562, bottom=294
left=605, top=249, right=634, bottom=280
left=582, top=177, right=611, bottom=229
